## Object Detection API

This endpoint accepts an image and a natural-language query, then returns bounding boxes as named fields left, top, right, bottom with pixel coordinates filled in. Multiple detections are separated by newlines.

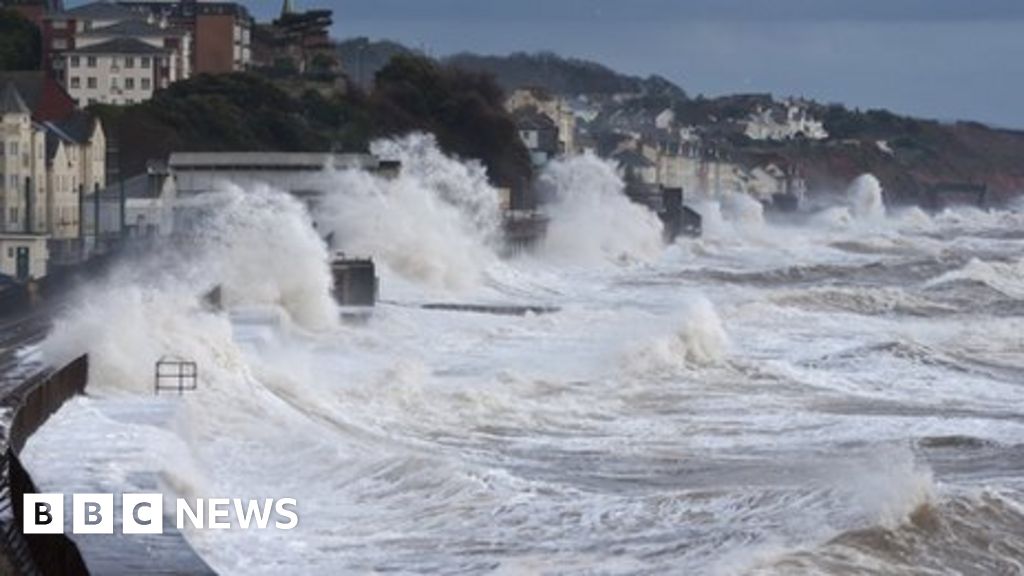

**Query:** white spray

left=314, top=134, right=502, bottom=291
left=847, top=174, right=886, bottom=221
left=539, top=153, right=664, bottom=264
left=43, top=184, right=338, bottom=393
left=622, top=295, right=730, bottom=373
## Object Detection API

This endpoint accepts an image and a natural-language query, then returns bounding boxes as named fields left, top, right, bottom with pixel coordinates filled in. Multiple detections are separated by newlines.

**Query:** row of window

left=1, top=208, right=75, bottom=228
left=51, top=19, right=96, bottom=32
left=77, top=96, right=140, bottom=106
left=69, top=76, right=152, bottom=91
left=69, top=56, right=154, bottom=69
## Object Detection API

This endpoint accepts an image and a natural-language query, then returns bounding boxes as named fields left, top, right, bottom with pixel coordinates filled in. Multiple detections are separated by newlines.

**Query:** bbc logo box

left=24, top=493, right=164, bottom=535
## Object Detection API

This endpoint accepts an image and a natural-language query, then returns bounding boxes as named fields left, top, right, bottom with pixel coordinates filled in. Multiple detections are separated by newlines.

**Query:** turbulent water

left=23, top=143, right=1024, bottom=575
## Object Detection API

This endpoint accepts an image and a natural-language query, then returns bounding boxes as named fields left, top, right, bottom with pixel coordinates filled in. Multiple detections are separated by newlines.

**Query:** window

left=125, top=78, right=134, bottom=90
left=111, top=78, right=119, bottom=90
left=70, top=55, right=79, bottom=67
left=141, top=77, right=151, bottom=90
left=125, top=57, right=134, bottom=68
left=87, top=77, right=96, bottom=89
left=140, top=57, right=151, bottom=68
left=53, top=20, right=67, bottom=30
left=9, top=142, right=17, bottom=156
left=8, top=207, right=17, bottom=225
left=87, top=56, right=96, bottom=68
left=52, top=38, right=67, bottom=50
left=70, top=77, right=80, bottom=89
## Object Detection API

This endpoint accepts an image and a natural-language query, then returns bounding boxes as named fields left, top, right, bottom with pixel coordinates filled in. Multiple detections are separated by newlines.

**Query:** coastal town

left=2, top=0, right=1014, bottom=295
left=0, top=1, right=1022, bottom=575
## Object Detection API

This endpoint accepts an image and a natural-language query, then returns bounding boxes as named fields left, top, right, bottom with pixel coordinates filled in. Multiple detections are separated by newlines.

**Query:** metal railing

left=154, top=356, right=198, bottom=395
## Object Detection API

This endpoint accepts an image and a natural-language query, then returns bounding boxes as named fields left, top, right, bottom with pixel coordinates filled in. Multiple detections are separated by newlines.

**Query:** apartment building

left=43, top=2, right=191, bottom=106
left=63, top=38, right=183, bottom=106
left=0, top=80, right=105, bottom=279
left=117, top=0, right=252, bottom=73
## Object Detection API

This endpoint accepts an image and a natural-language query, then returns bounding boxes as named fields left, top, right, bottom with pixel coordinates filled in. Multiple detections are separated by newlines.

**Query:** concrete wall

left=1, top=356, right=90, bottom=576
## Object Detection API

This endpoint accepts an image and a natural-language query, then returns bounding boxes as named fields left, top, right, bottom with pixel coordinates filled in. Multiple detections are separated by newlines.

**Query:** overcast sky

left=244, top=1, right=1024, bottom=127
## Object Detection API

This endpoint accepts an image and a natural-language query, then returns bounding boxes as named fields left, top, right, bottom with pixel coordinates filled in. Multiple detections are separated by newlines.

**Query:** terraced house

left=0, top=78, right=105, bottom=281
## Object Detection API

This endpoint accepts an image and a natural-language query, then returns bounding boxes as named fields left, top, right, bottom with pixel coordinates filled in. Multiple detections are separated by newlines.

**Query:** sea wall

left=0, top=356, right=214, bottom=575
left=0, top=356, right=90, bottom=576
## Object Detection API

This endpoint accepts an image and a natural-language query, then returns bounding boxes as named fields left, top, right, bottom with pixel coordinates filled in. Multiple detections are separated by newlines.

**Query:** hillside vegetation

left=92, top=58, right=531, bottom=186
left=445, top=51, right=687, bottom=100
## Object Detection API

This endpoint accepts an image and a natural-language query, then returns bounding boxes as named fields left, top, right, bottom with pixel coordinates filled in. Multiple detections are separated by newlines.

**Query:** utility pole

left=78, top=183, right=85, bottom=261
left=94, top=182, right=100, bottom=252
left=23, top=176, right=32, bottom=234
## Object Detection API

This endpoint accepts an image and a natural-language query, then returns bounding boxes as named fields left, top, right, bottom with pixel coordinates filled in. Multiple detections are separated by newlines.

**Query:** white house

left=655, top=108, right=675, bottom=130
left=744, top=101, right=828, bottom=141
left=506, top=87, right=577, bottom=156
left=62, top=38, right=181, bottom=106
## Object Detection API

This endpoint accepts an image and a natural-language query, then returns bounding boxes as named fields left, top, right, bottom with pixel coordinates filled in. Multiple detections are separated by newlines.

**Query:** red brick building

left=116, top=0, right=252, bottom=74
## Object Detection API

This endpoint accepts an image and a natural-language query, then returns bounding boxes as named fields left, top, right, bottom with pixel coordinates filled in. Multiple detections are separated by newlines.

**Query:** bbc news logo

left=24, top=494, right=298, bottom=534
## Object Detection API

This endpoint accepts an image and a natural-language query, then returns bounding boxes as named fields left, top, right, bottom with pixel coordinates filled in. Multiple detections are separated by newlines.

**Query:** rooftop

left=513, top=108, right=556, bottom=131
left=42, top=111, right=97, bottom=144
left=48, top=1, right=144, bottom=21
left=0, top=72, right=80, bottom=123
left=612, top=148, right=655, bottom=168
left=78, top=18, right=186, bottom=37
left=0, top=82, right=31, bottom=116
left=68, top=37, right=169, bottom=54
left=168, top=152, right=379, bottom=171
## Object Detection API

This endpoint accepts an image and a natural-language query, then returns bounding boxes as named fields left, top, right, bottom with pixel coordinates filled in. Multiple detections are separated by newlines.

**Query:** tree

left=0, top=9, right=41, bottom=70
left=371, top=54, right=533, bottom=187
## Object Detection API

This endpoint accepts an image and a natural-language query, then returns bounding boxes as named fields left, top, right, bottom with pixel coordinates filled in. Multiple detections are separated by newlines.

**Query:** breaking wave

left=314, top=133, right=502, bottom=291
left=538, top=153, right=664, bottom=264
left=43, top=184, right=335, bottom=393
left=810, top=173, right=887, bottom=229
left=754, top=489, right=1024, bottom=576
left=848, top=174, right=886, bottom=221
left=622, top=295, right=729, bottom=372
left=925, top=257, right=1024, bottom=299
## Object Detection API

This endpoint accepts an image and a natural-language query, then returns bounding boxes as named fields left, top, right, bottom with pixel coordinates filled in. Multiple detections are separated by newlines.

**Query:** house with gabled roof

left=0, top=80, right=106, bottom=276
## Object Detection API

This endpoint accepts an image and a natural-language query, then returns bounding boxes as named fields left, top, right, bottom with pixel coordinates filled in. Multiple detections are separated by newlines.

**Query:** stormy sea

left=23, top=135, right=1024, bottom=575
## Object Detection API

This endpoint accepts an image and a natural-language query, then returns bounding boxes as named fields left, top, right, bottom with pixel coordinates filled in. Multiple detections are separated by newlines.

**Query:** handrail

left=0, top=356, right=89, bottom=576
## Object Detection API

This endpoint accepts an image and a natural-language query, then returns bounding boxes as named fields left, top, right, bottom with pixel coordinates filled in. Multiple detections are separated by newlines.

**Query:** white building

left=506, top=87, right=577, bottom=156
left=0, top=84, right=49, bottom=280
left=48, top=4, right=192, bottom=107
left=0, top=82, right=106, bottom=279
left=655, top=108, right=675, bottom=130
left=166, top=151, right=387, bottom=231
left=62, top=37, right=183, bottom=106
left=744, top=102, right=828, bottom=141
left=42, top=114, right=107, bottom=263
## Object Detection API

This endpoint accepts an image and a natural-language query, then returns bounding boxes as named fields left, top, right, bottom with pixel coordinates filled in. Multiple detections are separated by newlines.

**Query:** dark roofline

left=48, top=1, right=145, bottom=21
left=78, top=19, right=187, bottom=37
left=68, top=37, right=170, bottom=55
